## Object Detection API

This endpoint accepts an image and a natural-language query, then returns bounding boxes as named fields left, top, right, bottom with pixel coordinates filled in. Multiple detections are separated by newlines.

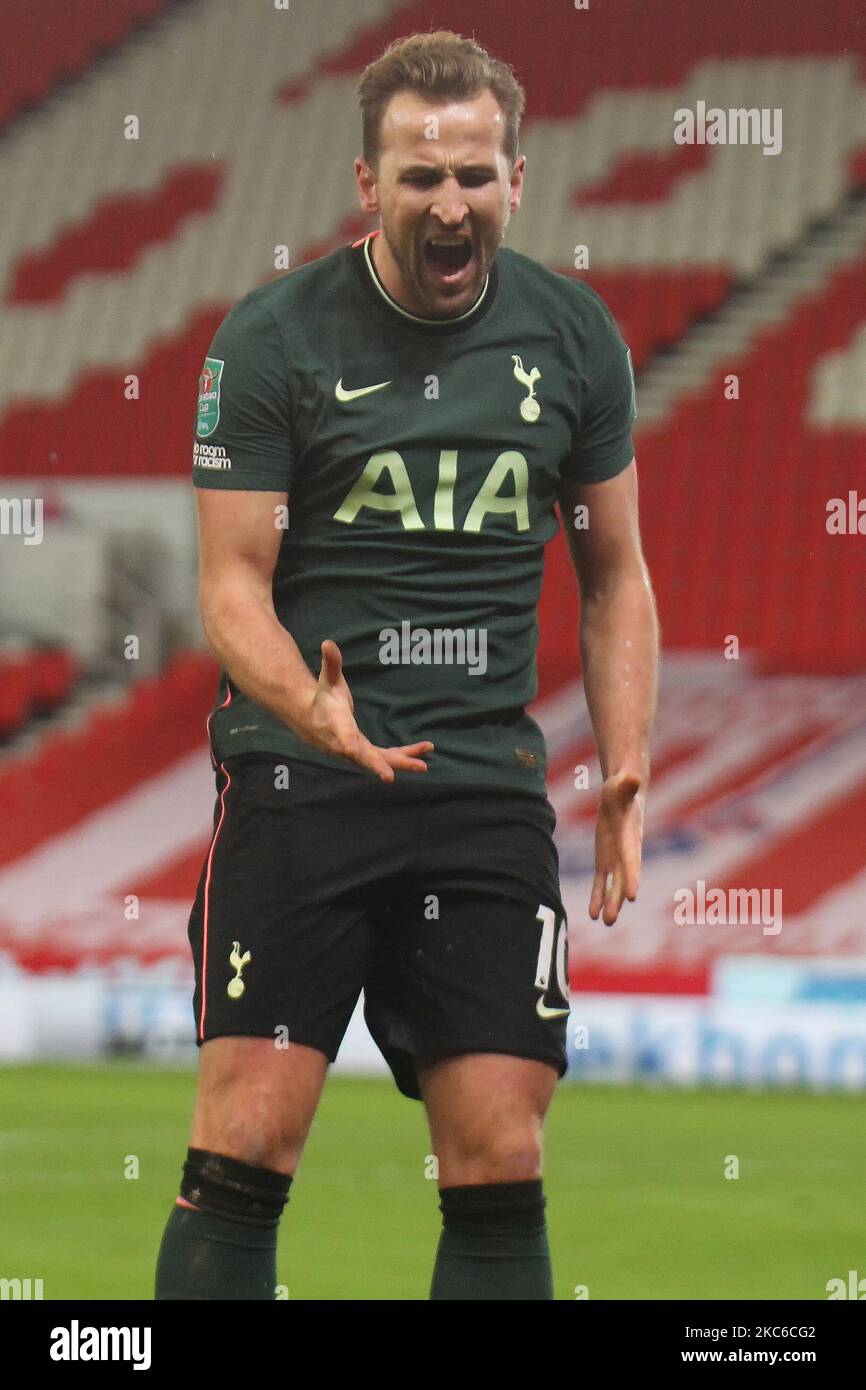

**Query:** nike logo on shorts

left=536, top=994, right=570, bottom=1020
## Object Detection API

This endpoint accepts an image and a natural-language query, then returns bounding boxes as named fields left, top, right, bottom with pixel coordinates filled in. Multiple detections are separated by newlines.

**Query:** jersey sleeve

left=192, top=297, right=293, bottom=492
left=561, top=285, right=637, bottom=487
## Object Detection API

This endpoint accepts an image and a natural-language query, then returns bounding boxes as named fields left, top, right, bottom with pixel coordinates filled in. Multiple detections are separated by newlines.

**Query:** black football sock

left=429, top=1178, right=554, bottom=1300
left=154, top=1147, right=291, bottom=1300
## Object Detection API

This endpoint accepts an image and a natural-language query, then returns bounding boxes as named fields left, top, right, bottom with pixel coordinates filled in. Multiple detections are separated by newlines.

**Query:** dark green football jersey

left=193, top=232, right=636, bottom=797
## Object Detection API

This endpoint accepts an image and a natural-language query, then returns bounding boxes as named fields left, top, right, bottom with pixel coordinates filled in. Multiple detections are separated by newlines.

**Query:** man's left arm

left=559, top=458, right=660, bottom=925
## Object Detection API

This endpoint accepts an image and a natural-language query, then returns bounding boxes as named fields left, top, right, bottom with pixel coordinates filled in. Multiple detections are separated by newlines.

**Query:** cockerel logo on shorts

left=227, top=941, right=252, bottom=999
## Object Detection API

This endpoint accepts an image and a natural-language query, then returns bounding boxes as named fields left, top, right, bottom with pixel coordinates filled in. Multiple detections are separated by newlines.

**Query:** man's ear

left=355, top=157, right=380, bottom=215
left=510, top=154, right=526, bottom=213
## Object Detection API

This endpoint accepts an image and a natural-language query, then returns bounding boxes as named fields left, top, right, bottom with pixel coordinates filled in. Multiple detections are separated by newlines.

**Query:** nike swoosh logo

left=335, top=378, right=392, bottom=402
left=536, top=995, right=570, bottom=1020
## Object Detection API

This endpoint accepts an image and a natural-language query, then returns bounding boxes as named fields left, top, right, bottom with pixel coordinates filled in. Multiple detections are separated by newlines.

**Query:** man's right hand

left=298, top=639, right=434, bottom=783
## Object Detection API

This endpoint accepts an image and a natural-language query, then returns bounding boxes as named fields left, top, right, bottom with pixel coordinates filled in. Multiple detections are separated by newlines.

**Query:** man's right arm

left=196, top=485, right=434, bottom=782
left=197, top=486, right=317, bottom=734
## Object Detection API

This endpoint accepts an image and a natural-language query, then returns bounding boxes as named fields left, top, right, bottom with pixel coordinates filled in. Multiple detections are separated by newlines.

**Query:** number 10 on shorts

left=535, top=905, right=570, bottom=1019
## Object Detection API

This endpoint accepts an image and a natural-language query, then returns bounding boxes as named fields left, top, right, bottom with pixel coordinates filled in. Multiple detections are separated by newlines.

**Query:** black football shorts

left=187, top=752, right=570, bottom=1100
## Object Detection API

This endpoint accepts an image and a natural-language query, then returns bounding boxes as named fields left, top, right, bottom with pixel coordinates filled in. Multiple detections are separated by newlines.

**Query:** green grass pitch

left=0, top=1063, right=862, bottom=1300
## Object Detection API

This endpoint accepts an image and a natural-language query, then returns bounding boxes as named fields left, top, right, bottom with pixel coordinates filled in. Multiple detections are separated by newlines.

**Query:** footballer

left=156, top=30, right=659, bottom=1301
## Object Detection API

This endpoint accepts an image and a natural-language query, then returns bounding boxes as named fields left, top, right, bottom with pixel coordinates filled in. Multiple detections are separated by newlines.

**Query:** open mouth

left=423, top=237, right=474, bottom=284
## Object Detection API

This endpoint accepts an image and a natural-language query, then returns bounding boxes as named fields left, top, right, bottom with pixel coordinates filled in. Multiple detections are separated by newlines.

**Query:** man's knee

left=197, top=1105, right=301, bottom=1172
left=439, top=1122, right=544, bottom=1186
left=191, top=1039, right=326, bottom=1173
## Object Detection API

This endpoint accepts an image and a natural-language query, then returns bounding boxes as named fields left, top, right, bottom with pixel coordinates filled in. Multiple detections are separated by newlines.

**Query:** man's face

left=356, top=88, right=524, bottom=319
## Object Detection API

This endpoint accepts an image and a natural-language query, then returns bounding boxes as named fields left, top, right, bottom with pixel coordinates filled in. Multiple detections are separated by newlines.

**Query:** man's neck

left=370, top=230, right=426, bottom=316
left=369, top=229, right=487, bottom=321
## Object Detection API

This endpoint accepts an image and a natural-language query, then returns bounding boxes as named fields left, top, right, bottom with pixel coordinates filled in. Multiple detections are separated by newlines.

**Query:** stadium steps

left=0, top=642, right=80, bottom=740
left=631, top=220, right=866, bottom=668
left=635, top=191, right=866, bottom=422
left=540, top=190, right=866, bottom=681
left=318, top=0, right=866, bottom=114
left=810, top=312, right=866, bottom=425
left=564, top=269, right=731, bottom=372
left=0, top=0, right=181, bottom=131
left=0, top=672, right=135, bottom=761
left=575, top=144, right=713, bottom=205
left=0, top=649, right=218, bottom=866
left=7, top=165, right=225, bottom=305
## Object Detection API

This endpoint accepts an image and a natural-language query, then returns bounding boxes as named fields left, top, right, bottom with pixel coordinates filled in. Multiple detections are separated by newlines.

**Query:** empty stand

left=0, top=0, right=179, bottom=131
left=0, top=642, right=79, bottom=738
left=0, top=649, right=218, bottom=866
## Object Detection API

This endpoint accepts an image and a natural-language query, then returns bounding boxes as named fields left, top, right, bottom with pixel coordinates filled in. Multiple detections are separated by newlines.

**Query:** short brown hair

left=358, top=30, right=526, bottom=171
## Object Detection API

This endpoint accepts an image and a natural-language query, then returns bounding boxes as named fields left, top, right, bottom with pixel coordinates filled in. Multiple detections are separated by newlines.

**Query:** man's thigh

left=187, top=753, right=410, bottom=1060
left=190, top=1036, right=329, bottom=1173
left=363, top=789, right=571, bottom=1100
